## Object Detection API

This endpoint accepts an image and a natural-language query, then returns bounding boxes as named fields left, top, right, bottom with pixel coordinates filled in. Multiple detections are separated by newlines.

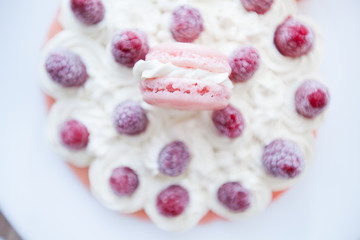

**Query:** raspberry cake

left=40, top=0, right=330, bottom=232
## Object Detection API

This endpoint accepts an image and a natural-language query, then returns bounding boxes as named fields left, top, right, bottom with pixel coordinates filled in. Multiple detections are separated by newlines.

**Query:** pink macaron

left=133, top=42, right=233, bottom=110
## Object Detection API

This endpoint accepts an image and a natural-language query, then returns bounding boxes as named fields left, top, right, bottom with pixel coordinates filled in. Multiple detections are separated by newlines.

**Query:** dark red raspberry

left=212, top=105, right=245, bottom=138
left=295, top=80, right=330, bottom=118
left=156, top=185, right=189, bottom=218
left=113, top=101, right=148, bottom=136
left=240, top=0, right=274, bottom=15
left=71, top=0, right=105, bottom=25
left=158, top=141, right=190, bottom=177
left=262, top=139, right=304, bottom=179
left=229, top=47, right=260, bottom=83
left=45, top=49, right=87, bottom=87
left=111, top=30, right=149, bottom=68
left=60, top=119, right=89, bottom=150
left=170, top=5, right=204, bottom=43
left=217, top=182, right=251, bottom=212
left=109, top=167, right=139, bottom=197
left=274, top=17, right=315, bottom=58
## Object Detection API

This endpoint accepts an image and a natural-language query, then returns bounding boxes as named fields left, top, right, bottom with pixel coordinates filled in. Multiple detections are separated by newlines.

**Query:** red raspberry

left=229, top=47, right=260, bottom=83
left=60, top=119, right=89, bottom=150
left=212, top=105, right=245, bottom=139
left=158, top=141, right=190, bottom=177
left=170, top=5, right=204, bottom=43
left=240, top=0, right=274, bottom=15
left=274, top=17, right=314, bottom=58
left=113, top=101, right=148, bottom=136
left=156, top=185, right=189, bottom=218
left=262, top=139, right=304, bottom=179
left=111, top=30, right=149, bottom=68
left=71, top=0, right=105, bottom=25
left=45, top=49, right=87, bottom=87
left=109, top=167, right=139, bottom=197
left=217, top=182, right=251, bottom=212
left=295, top=80, right=330, bottom=118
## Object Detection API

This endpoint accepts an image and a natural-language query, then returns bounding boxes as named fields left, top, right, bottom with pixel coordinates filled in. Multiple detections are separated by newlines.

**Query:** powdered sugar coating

left=274, top=16, right=315, bottom=58
left=111, top=29, right=149, bottom=68
left=71, top=0, right=105, bottom=25
left=113, top=101, right=149, bottom=136
left=158, top=141, right=190, bottom=177
left=170, top=5, right=204, bottom=43
left=229, top=46, right=260, bottom=83
left=240, top=0, right=274, bottom=15
left=109, top=166, right=139, bottom=196
left=212, top=105, right=245, bottom=139
left=262, top=139, right=304, bottom=179
left=45, top=49, right=87, bottom=87
left=60, top=119, right=90, bottom=150
left=217, top=182, right=251, bottom=212
left=295, top=80, right=330, bottom=118
left=156, top=185, right=190, bottom=218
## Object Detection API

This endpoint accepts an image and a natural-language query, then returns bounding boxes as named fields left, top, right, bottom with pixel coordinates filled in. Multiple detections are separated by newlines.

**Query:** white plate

left=0, top=0, right=360, bottom=239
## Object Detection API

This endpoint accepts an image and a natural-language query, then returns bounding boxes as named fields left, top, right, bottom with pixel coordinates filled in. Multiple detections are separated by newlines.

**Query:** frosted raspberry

left=212, top=105, right=245, bottom=138
left=111, top=30, right=149, bottom=68
left=217, top=182, right=251, bottom=212
left=109, top=167, right=139, bottom=197
left=240, top=0, right=274, bottom=15
left=170, top=5, right=204, bottom=43
left=158, top=141, right=190, bottom=177
left=295, top=80, right=330, bottom=118
left=60, top=119, right=89, bottom=150
left=71, top=0, right=105, bottom=25
left=274, top=17, right=315, bottom=58
left=156, top=185, right=189, bottom=218
left=262, top=139, right=304, bottom=179
left=45, top=49, right=87, bottom=87
left=229, top=47, right=260, bottom=83
left=113, top=101, right=148, bottom=136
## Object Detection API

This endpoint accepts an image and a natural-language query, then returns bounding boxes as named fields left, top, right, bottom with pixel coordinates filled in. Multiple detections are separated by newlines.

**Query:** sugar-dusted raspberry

left=212, top=105, right=245, bottom=138
left=111, top=29, right=149, bottom=68
left=262, top=139, right=304, bottom=179
left=240, top=0, right=274, bottom=15
left=71, top=0, right=105, bottom=25
left=158, top=141, right=190, bottom=177
left=60, top=119, right=89, bottom=150
left=170, top=5, right=204, bottom=43
left=274, top=17, right=315, bottom=58
left=217, top=182, right=251, bottom=212
left=295, top=80, right=330, bottom=118
left=156, top=185, right=189, bottom=218
left=113, top=101, right=148, bottom=136
left=109, top=167, right=139, bottom=197
left=45, top=49, right=87, bottom=87
left=229, top=46, right=260, bottom=83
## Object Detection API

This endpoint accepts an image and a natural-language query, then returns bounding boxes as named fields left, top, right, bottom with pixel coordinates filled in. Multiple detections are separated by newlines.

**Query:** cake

left=40, top=0, right=330, bottom=232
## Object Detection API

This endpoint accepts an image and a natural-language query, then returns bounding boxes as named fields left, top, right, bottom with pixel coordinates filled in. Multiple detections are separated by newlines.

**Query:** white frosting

left=41, top=0, right=328, bottom=232
left=133, top=60, right=233, bottom=88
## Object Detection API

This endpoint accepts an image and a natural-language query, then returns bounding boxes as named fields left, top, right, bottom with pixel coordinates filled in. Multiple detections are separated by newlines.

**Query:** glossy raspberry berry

left=111, top=29, right=149, bottom=68
left=262, top=139, right=304, bottom=179
left=212, top=105, right=245, bottom=138
left=109, top=167, right=139, bottom=197
left=170, top=5, right=204, bottom=43
left=274, top=17, right=315, bottom=58
left=113, top=101, right=148, bottom=136
left=71, top=0, right=105, bottom=25
left=45, top=49, right=87, bottom=87
left=158, top=141, right=190, bottom=177
left=295, top=80, right=330, bottom=118
left=217, top=182, right=251, bottom=212
left=240, top=0, right=274, bottom=15
left=229, top=46, right=260, bottom=83
left=156, top=185, right=189, bottom=218
left=60, top=119, right=89, bottom=150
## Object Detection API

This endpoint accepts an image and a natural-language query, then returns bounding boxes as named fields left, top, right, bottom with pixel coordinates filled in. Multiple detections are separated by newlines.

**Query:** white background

left=0, top=0, right=359, bottom=239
